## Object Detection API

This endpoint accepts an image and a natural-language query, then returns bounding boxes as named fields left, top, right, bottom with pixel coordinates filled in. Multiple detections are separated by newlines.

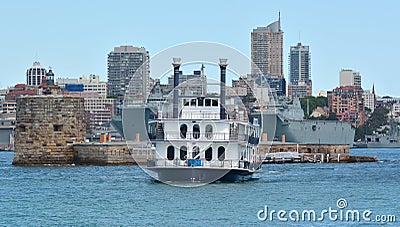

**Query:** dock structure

left=73, top=141, right=151, bottom=166
left=260, top=142, right=376, bottom=164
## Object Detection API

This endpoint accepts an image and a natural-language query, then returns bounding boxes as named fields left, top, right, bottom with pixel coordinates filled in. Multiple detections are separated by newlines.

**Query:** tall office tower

left=26, top=61, right=47, bottom=86
left=339, top=69, right=361, bottom=87
left=289, top=42, right=310, bottom=83
left=107, top=46, right=150, bottom=100
left=251, top=13, right=284, bottom=78
left=287, top=42, right=312, bottom=99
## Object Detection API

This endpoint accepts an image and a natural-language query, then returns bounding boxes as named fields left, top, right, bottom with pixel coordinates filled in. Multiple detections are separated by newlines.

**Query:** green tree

left=300, top=96, right=328, bottom=118
left=354, top=107, right=389, bottom=141
left=369, top=107, right=389, bottom=129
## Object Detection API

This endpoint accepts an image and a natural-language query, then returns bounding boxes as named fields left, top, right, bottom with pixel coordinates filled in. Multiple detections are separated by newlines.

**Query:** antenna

left=200, top=64, right=205, bottom=96
left=200, top=64, right=205, bottom=76
left=299, top=31, right=301, bottom=42
left=278, top=11, right=281, bottom=31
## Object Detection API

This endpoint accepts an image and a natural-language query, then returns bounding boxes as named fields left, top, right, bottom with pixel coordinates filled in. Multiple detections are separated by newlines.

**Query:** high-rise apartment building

left=287, top=42, right=312, bottom=99
left=289, top=42, right=310, bottom=83
left=328, top=86, right=364, bottom=127
left=26, top=62, right=47, bottom=86
left=339, top=69, right=361, bottom=87
left=107, top=46, right=150, bottom=100
left=251, top=14, right=283, bottom=78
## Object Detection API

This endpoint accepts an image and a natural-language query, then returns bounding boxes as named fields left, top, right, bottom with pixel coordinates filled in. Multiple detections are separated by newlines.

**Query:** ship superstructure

left=145, top=58, right=262, bottom=183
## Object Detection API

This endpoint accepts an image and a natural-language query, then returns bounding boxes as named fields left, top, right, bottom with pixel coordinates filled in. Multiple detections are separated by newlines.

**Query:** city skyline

left=1, top=1, right=399, bottom=96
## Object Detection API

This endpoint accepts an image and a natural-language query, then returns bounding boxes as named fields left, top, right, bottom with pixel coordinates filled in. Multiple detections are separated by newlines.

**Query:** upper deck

left=180, top=97, right=221, bottom=120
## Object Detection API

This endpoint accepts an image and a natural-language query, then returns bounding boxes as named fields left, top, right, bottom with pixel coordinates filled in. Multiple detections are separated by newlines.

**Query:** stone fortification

left=13, top=96, right=85, bottom=165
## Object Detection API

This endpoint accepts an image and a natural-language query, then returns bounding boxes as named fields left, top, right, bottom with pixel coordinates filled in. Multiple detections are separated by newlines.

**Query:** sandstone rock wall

left=13, top=96, right=85, bottom=165
left=73, top=143, right=135, bottom=165
left=73, top=142, right=151, bottom=166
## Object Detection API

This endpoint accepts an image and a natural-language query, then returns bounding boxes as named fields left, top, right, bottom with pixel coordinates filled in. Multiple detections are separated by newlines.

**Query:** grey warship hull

left=253, top=112, right=355, bottom=146
left=365, top=143, right=400, bottom=148
left=356, top=116, right=400, bottom=148
left=357, top=135, right=400, bottom=148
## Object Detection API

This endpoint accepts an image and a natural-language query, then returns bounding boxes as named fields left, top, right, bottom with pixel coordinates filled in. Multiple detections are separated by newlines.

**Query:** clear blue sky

left=1, top=0, right=399, bottom=96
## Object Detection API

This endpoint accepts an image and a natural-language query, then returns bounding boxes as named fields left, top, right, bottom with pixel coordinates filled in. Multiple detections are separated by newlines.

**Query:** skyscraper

left=251, top=13, right=283, bottom=78
left=107, top=46, right=150, bottom=99
left=287, top=42, right=312, bottom=98
left=289, top=42, right=310, bottom=83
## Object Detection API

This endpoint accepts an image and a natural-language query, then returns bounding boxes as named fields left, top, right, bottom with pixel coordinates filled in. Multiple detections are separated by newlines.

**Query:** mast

left=201, top=64, right=206, bottom=96
left=172, top=58, right=181, bottom=118
left=219, top=58, right=228, bottom=120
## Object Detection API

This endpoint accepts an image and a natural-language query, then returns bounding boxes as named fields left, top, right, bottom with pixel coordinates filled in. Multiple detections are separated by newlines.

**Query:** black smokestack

left=219, top=58, right=228, bottom=120
left=172, top=58, right=181, bottom=118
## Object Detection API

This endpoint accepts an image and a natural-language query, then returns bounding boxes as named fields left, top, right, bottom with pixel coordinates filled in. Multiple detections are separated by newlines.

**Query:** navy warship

left=357, top=115, right=400, bottom=148
left=252, top=98, right=355, bottom=146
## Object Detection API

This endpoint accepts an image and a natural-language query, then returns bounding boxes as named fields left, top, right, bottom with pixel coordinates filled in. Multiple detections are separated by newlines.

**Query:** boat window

left=198, top=97, right=204, bottom=107
left=180, top=124, right=188, bottom=139
left=205, top=99, right=211, bottom=106
left=192, top=146, right=200, bottom=159
left=184, top=99, right=189, bottom=106
left=191, top=99, right=197, bottom=106
left=180, top=146, right=187, bottom=160
left=205, top=124, right=213, bottom=139
left=193, top=124, right=200, bottom=139
left=218, top=146, right=225, bottom=161
left=212, top=99, right=218, bottom=107
left=205, top=147, right=212, bottom=161
left=167, top=146, right=174, bottom=160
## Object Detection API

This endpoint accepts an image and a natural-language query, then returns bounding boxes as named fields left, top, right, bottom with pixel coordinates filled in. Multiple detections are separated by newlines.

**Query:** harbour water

left=0, top=149, right=399, bottom=226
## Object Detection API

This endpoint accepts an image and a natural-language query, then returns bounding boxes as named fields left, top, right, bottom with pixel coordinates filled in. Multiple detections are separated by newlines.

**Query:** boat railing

left=151, top=132, right=248, bottom=141
left=180, top=112, right=220, bottom=120
left=147, top=158, right=257, bottom=170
